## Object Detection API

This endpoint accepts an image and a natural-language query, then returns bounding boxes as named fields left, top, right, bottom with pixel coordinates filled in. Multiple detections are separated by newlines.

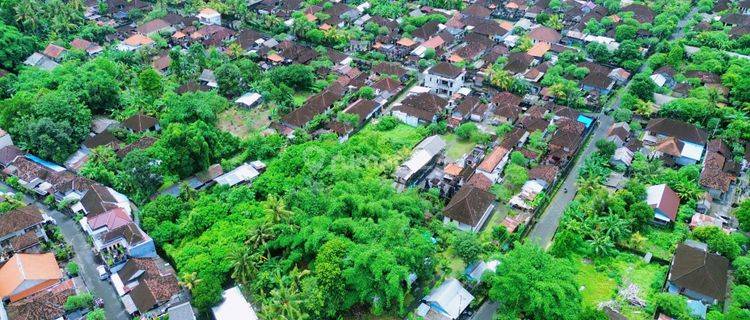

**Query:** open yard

left=218, top=106, right=271, bottom=138
left=575, top=253, right=668, bottom=320
left=440, top=133, right=476, bottom=162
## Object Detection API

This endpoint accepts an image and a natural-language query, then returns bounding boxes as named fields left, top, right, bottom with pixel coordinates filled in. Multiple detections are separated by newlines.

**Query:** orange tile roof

left=448, top=54, right=464, bottom=63
left=527, top=42, right=550, bottom=57
left=422, top=36, right=444, bottom=49
left=123, top=34, right=154, bottom=46
left=444, top=163, right=463, bottom=176
left=268, top=53, right=283, bottom=62
left=0, top=253, right=62, bottom=300
left=397, top=37, right=416, bottom=46
left=478, top=147, right=508, bottom=172
left=320, top=23, right=332, bottom=30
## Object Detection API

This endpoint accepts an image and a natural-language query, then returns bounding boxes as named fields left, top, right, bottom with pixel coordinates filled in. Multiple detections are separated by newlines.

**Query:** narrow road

left=470, top=301, right=498, bottom=320
left=1, top=182, right=128, bottom=320
left=526, top=115, right=613, bottom=248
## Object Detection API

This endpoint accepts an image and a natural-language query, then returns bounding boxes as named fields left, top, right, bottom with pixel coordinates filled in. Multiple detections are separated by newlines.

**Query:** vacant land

left=441, top=133, right=476, bottom=161
left=218, top=106, right=271, bottom=138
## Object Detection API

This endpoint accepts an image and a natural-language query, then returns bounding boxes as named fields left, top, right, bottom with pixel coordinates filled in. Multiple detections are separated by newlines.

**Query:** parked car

left=96, top=265, right=109, bottom=280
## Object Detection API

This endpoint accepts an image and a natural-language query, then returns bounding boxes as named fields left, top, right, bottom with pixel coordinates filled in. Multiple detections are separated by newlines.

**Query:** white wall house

left=423, top=62, right=465, bottom=97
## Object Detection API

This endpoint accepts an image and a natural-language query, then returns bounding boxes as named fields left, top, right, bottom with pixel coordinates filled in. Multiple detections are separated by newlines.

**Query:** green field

left=440, top=133, right=476, bottom=161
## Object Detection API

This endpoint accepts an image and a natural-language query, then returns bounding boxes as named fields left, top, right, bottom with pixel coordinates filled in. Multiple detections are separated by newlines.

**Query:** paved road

left=0, top=183, right=128, bottom=320
left=526, top=114, right=614, bottom=248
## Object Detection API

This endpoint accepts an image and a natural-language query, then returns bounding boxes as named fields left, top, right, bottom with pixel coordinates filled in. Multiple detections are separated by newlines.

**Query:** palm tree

left=259, top=271, right=309, bottom=320
left=264, top=195, right=292, bottom=224
left=15, top=0, right=41, bottom=34
left=600, top=215, right=630, bottom=243
left=230, top=249, right=266, bottom=284
left=179, top=272, right=202, bottom=292
left=246, top=222, right=275, bottom=251
left=488, top=68, right=514, bottom=90
left=588, top=234, right=614, bottom=257
left=576, top=176, right=600, bottom=196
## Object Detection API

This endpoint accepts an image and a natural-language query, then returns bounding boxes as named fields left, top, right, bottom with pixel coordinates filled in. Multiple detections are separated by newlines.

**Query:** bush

left=452, top=232, right=482, bottom=264
left=64, top=293, right=94, bottom=311
left=455, top=123, right=478, bottom=140
left=67, top=262, right=79, bottom=276
left=375, top=116, right=399, bottom=131
left=87, top=309, right=105, bottom=320
left=651, top=293, right=690, bottom=319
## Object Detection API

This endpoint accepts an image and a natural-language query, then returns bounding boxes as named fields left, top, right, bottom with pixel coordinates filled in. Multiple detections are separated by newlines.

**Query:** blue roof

left=25, top=155, right=66, bottom=172
left=577, top=115, right=593, bottom=128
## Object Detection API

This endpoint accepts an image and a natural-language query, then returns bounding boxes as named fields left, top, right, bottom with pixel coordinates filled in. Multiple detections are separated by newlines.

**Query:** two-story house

left=423, top=62, right=466, bottom=97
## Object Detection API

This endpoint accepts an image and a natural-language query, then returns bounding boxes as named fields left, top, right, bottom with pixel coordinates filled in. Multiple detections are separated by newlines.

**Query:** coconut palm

left=230, top=249, right=266, bottom=285
left=179, top=272, right=202, bottom=292
left=263, top=195, right=292, bottom=224
left=246, top=222, right=275, bottom=251
left=588, top=234, right=614, bottom=257
left=259, top=271, right=309, bottom=320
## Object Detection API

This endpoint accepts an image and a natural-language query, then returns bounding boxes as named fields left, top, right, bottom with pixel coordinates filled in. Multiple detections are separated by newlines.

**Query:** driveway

left=470, top=301, right=499, bottom=320
left=526, top=114, right=614, bottom=249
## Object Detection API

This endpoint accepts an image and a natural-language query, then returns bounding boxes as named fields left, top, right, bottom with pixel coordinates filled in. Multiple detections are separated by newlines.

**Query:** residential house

left=70, top=38, right=103, bottom=55
left=111, top=257, right=183, bottom=317
left=122, top=113, right=160, bottom=133
left=647, top=184, right=680, bottom=225
left=235, top=92, right=263, bottom=109
left=371, top=77, right=402, bottom=98
left=528, top=26, right=562, bottom=45
left=689, top=213, right=725, bottom=230
left=168, top=302, right=197, bottom=320
left=98, top=222, right=156, bottom=261
left=372, top=62, right=409, bottom=82
left=23, top=52, right=59, bottom=71
left=197, top=8, right=221, bottom=25
left=71, top=184, right=132, bottom=217
left=82, top=131, right=123, bottom=153
left=117, top=34, right=154, bottom=51
left=5, top=278, right=85, bottom=320
left=528, top=165, right=559, bottom=189
left=578, top=61, right=615, bottom=94
left=136, top=19, right=174, bottom=36
left=450, top=96, right=485, bottom=126
left=0, top=128, right=13, bottom=149
left=700, top=140, right=738, bottom=202
left=476, top=146, right=510, bottom=178
left=0, top=206, right=51, bottom=258
left=0, top=145, right=24, bottom=169
left=0, top=253, right=62, bottom=302
left=606, top=122, right=631, bottom=146
left=443, top=185, right=496, bottom=232
left=491, top=92, right=522, bottom=124
left=621, top=4, right=655, bottom=23
left=392, top=92, right=449, bottom=126
left=214, top=162, right=263, bottom=187
left=42, top=44, right=67, bottom=62
left=465, top=260, right=499, bottom=283
left=395, top=135, right=446, bottom=188
left=199, top=69, right=218, bottom=88
left=212, top=286, right=259, bottom=320
left=667, top=242, right=728, bottom=304
left=644, top=118, right=707, bottom=166
left=281, top=83, right=345, bottom=128
left=504, top=52, right=534, bottom=75
left=610, top=146, right=634, bottom=168
left=417, top=279, right=474, bottom=320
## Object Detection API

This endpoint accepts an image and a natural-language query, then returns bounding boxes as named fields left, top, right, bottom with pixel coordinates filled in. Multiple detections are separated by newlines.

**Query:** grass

left=632, top=224, right=687, bottom=261
left=574, top=253, right=668, bottom=320
left=217, top=106, right=271, bottom=138
left=480, top=204, right=510, bottom=238
left=371, top=123, right=425, bottom=148
left=293, top=92, right=312, bottom=106
left=440, top=133, right=476, bottom=161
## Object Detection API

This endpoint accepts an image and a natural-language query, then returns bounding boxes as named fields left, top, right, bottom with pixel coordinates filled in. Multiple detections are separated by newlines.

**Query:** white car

left=96, top=265, right=109, bottom=280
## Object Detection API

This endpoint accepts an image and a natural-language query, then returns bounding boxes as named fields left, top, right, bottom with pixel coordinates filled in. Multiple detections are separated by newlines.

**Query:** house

left=443, top=185, right=496, bottom=232
left=168, top=302, right=197, bottom=320
left=504, top=52, right=534, bottom=75
left=606, top=122, right=631, bottom=146
left=122, top=113, right=160, bottom=133
left=491, top=92, right=522, bottom=124
left=235, top=92, right=263, bottom=108
left=117, top=34, right=154, bottom=51
left=392, top=92, right=448, bottom=126
left=111, top=257, right=183, bottom=317
left=197, top=8, right=221, bottom=25
left=528, top=26, right=561, bottom=44
left=83, top=131, right=123, bottom=153
left=644, top=118, right=707, bottom=166
left=0, top=128, right=13, bottom=149
left=343, top=99, right=381, bottom=128
left=42, top=44, right=67, bottom=61
left=214, top=162, right=262, bottom=187
left=0, top=253, right=62, bottom=302
left=71, top=184, right=132, bottom=217
left=0, top=206, right=52, bottom=257
left=610, top=146, right=634, bottom=167
left=700, top=140, right=738, bottom=202
left=212, top=286, right=258, bottom=320
left=528, top=165, right=559, bottom=189
left=667, top=242, right=729, bottom=304
left=5, top=277, right=85, bottom=320
left=647, top=184, right=680, bottom=225
left=23, top=52, right=59, bottom=71
left=689, top=213, right=725, bottom=230
left=417, top=279, right=474, bottom=320
left=578, top=61, right=615, bottom=94
left=70, top=38, right=103, bottom=55
left=199, top=69, right=218, bottom=88
left=136, top=19, right=174, bottom=36
left=422, top=62, right=466, bottom=97
left=395, top=136, right=446, bottom=188
left=0, top=145, right=24, bottom=169
left=281, top=83, right=345, bottom=128
left=621, top=4, right=655, bottom=23
left=476, top=146, right=510, bottom=177
left=465, top=260, right=499, bottom=283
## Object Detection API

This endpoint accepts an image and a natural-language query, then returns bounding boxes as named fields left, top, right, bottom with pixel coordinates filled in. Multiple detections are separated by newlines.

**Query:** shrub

left=64, top=293, right=93, bottom=311
left=67, top=262, right=79, bottom=276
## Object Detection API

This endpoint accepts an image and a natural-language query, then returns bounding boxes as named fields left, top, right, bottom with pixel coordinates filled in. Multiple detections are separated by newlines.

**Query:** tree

left=118, top=149, right=163, bottom=204
left=652, top=293, right=691, bottom=319
left=138, top=68, right=163, bottom=100
left=0, top=22, right=38, bottom=71
left=612, top=108, right=633, bottom=122
left=528, top=130, right=547, bottom=153
left=151, top=121, right=239, bottom=178
left=86, top=309, right=105, bottom=320
left=586, top=42, right=611, bottom=63
left=357, top=86, right=375, bottom=100
left=160, top=91, right=229, bottom=125
left=215, top=63, right=243, bottom=97
left=454, top=123, right=478, bottom=140
left=488, top=243, right=582, bottom=319
left=504, top=164, right=528, bottom=189
left=734, top=256, right=750, bottom=286
left=179, top=272, right=202, bottom=293
left=629, top=73, right=656, bottom=101
left=267, top=64, right=314, bottom=91
left=452, top=232, right=482, bottom=264
left=692, top=226, right=741, bottom=260
left=263, top=195, right=293, bottom=223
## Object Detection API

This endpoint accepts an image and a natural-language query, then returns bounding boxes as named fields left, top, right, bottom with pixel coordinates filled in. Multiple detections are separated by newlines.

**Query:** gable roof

left=424, top=278, right=474, bottom=319
left=122, top=113, right=158, bottom=132
left=118, top=258, right=181, bottom=313
left=646, top=118, right=708, bottom=145
left=42, top=44, right=66, bottom=59
left=0, top=145, right=24, bottom=167
left=428, top=62, right=463, bottom=78
left=647, top=184, right=680, bottom=221
left=137, top=19, right=171, bottom=35
left=621, top=4, right=655, bottom=23
left=0, top=253, right=62, bottom=300
left=444, top=185, right=495, bottom=228
left=0, top=206, right=45, bottom=239
left=80, top=184, right=120, bottom=217
left=670, top=243, right=729, bottom=301
left=528, top=26, right=561, bottom=43
left=83, top=131, right=122, bottom=150
left=87, top=207, right=132, bottom=231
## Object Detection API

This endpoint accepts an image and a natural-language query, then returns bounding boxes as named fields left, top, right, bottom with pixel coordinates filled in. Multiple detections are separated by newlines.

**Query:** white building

left=423, top=62, right=465, bottom=97
left=417, top=278, right=474, bottom=320
left=197, top=8, right=221, bottom=25
left=212, top=286, right=258, bottom=320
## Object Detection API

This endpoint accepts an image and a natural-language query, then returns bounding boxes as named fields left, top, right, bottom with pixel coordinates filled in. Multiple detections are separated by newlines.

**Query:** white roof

left=214, top=163, right=260, bottom=187
left=650, top=74, right=667, bottom=87
left=611, top=147, right=634, bottom=166
left=680, top=141, right=704, bottom=161
left=409, top=86, right=432, bottom=94
left=212, top=286, right=258, bottom=320
left=235, top=92, right=262, bottom=107
left=468, top=260, right=499, bottom=281
left=646, top=184, right=667, bottom=207
left=424, top=278, right=474, bottom=319
left=396, top=136, right=446, bottom=181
